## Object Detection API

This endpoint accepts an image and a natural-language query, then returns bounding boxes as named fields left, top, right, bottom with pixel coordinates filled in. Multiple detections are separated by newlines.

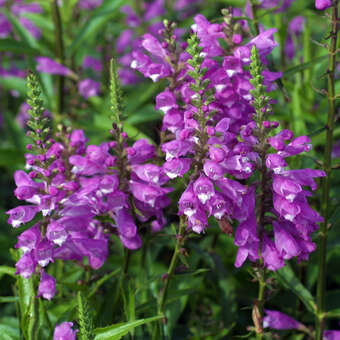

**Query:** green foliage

left=0, top=1, right=340, bottom=339
left=93, top=315, right=164, bottom=340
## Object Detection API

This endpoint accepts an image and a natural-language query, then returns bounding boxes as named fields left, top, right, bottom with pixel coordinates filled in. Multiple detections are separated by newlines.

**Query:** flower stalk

left=51, top=0, right=65, bottom=115
left=249, top=45, right=272, bottom=339
left=315, top=1, right=339, bottom=339
left=157, top=216, right=186, bottom=337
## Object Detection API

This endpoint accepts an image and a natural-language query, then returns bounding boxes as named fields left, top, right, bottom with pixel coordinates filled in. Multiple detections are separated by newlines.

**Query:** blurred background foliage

left=0, top=0, right=339, bottom=339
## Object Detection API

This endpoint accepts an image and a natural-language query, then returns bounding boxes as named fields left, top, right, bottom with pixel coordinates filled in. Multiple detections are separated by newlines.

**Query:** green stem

left=255, top=272, right=266, bottom=340
left=51, top=0, right=65, bottom=115
left=316, top=2, right=339, bottom=339
left=250, top=0, right=260, bottom=35
left=123, top=249, right=132, bottom=276
left=157, top=217, right=186, bottom=336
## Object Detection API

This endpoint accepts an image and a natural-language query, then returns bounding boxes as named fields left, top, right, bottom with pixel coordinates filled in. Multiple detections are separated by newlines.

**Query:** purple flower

left=82, top=56, right=102, bottom=72
left=193, top=175, right=215, bottom=204
left=324, top=330, right=340, bottom=340
left=7, top=205, right=39, bottom=227
left=38, top=271, right=56, bottom=300
left=19, top=17, right=41, bottom=39
left=332, top=140, right=340, bottom=158
left=263, top=310, right=303, bottom=330
left=0, top=13, right=11, bottom=38
left=163, top=158, right=191, bottom=179
left=36, top=57, right=72, bottom=76
left=11, top=3, right=42, bottom=16
left=192, top=14, right=225, bottom=57
left=78, top=0, right=103, bottom=9
left=53, top=322, right=78, bottom=340
left=15, top=252, right=36, bottom=278
left=144, top=0, right=165, bottom=21
left=78, top=79, right=100, bottom=99
left=15, top=224, right=41, bottom=253
left=315, top=0, right=332, bottom=10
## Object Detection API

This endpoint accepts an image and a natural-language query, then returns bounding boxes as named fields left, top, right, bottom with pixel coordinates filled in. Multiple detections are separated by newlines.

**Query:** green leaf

left=17, top=273, right=39, bottom=340
left=0, top=149, right=25, bottom=167
left=22, top=13, right=54, bottom=32
left=0, top=9, right=50, bottom=56
left=0, top=266, right=15, bottom=278
left=174, top=268, right=210, bottom=277
left=0, top=76, right=26, bottom=96
left=68, top=0, right=125, bottom=55
left=0, top=296, right=19, bottom=303
left=283, top=55, right=328, bottom=78
left=0, top=38, right=39, bottom=55
left=0, top=317, right=20, bottom=340
left=88, top=269, right=120, bottom=298
left=93, top=315, right=164, bottom=340
left=290, top=74, right=307, bottom=136
left=326, top=308, right=340, bottom=319
left=275, top=264, right=317, bottom=314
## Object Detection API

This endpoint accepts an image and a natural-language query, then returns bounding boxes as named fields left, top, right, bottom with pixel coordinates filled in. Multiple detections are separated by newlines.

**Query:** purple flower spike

left=263, top=310, right=303, bottom=330
left=38, top=271, right=56, bottom=300
left=53, top=322, right=78, bottom=340
left=36, top=57, right=72, bottom=76
left=315, top=0, right=332, bottom=10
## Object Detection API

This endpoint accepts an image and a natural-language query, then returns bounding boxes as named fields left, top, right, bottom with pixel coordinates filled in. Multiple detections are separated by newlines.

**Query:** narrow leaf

left=326, top=308, right=340, bottom=319
left=68, top=0, right=125, bottom=55
left=0, top=38, right=39, bottom=55
left=275, top=264, right=317, bottom=314
left=283, top=55, right=328, bottom=78
left=93, top=315, right=164, bottom=340
left=0, top=266, right=16, bottom=277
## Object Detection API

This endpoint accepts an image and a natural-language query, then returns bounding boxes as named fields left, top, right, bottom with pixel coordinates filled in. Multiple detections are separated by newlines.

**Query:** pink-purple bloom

left=315, top=0, right=332, bottom=10
left=263, top=310, right=304, bottom=330
left=78, top=79, right=100, bottom=99
left=78, top=0, right=103, bottom=10
left=36, top=57, right=72, bottom=76
left=53, top=322, right=78, bottom=340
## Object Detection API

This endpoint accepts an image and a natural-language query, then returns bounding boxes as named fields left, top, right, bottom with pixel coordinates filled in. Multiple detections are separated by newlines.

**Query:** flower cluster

left=133, top=13, right=325, bottom=270
left=7, top=72, right=171, bottom=299
left=117, top=0, right=200, bottom=84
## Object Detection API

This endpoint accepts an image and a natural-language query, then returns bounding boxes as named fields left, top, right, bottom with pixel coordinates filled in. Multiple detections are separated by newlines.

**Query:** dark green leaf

left=0, top=38, right=39, bottom=55
left=283, top=55, right=328, bottom=78
left=0, top=77, right=26, bottom=96
left=275, top=264, right=317, bottom=314
left=93, top=315, right=164, bottom=340
left=68, top=0, right=125, bottom=55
